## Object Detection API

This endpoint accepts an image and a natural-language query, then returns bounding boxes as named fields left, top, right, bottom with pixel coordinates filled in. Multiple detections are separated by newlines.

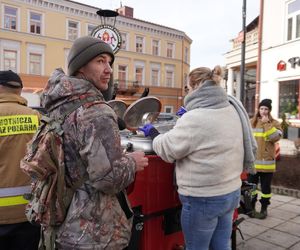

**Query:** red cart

left=127, top=155, right=184, bottom=250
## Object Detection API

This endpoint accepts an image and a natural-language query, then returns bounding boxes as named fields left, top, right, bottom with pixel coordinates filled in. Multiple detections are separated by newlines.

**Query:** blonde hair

left=188, top=65, right=222, bottom=90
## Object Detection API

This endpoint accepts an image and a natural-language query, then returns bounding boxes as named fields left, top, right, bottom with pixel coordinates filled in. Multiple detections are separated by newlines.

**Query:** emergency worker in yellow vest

left=0, top=70, right=40, bottom=249
left=248, top=99, right=282, bottom=219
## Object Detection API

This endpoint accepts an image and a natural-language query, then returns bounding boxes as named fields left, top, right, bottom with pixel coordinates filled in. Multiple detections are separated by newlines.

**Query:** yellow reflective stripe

left=253, top=127, right=278, bottom=140
left=251, top=190, right=258, bottom=196
left=255, top=164, right=276, bottom=170
left=253, top=132, right=265, bottom=137
left=0, top=115, right=39, bottom=136
left=0, top=195, right=29, bottom=207
left=265, top=127, right=277, bottom=138
left=261, top=193, right=272, bottom=198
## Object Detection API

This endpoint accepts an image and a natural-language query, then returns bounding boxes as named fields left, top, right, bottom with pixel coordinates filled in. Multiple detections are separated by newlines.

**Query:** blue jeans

left=179, top=189, right=240, bottom=250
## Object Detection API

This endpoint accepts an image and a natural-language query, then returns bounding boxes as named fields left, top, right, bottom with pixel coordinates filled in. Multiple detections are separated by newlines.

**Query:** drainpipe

left=255, top=0, right=264, bottom=112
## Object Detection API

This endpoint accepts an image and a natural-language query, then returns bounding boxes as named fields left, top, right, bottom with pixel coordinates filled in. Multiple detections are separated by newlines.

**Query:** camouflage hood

left=41, top=68, right=104, bottom=111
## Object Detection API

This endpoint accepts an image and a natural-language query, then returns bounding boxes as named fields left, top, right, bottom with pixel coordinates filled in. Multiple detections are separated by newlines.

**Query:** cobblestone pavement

left=236, top=194, right=300, bottom=249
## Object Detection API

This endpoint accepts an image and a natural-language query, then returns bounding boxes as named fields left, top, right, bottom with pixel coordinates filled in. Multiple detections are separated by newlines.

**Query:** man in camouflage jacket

left=41, top=36, right=148, bottom=249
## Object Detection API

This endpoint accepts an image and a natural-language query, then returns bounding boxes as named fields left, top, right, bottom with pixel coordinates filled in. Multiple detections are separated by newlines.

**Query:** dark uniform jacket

left=0, top=93, right=40, bottom=224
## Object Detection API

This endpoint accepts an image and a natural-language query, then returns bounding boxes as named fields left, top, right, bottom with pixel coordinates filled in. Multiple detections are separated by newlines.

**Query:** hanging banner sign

left=91, top=24, right=122, bottom=54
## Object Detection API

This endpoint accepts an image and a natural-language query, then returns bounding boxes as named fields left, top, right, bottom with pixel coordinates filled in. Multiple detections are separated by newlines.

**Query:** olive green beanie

left=67, top=36, right=115, bottom=76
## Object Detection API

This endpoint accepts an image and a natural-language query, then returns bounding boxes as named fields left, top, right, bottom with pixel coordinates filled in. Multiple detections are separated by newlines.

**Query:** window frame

left=67, top=19, right=80, bottom=41
left=0, top=39, right=21, bottom=72
left=152, top=39, right=160, bottom=56
left=28, top=10, right=43, bottom=35
left=118, top=65, right=128, bottom=89
left=166, top=42, right=174, bottom=58
left=26, top=43, right=45, bottom=75
left=286, top=0, right=300, bottom=41
left=3, top=50, right=17, bottom=72
left=87, top=23, right=96, bottom=36
left=134, top=62, right=145, bottom=85
left=120, top=32, right=128, bottom=50
left=135, top=35, right=144, bottom=53
left=164, top=105, right=174, bottom=113
left=150, top=63, right=161, bottom=86
left=2, top=4, right=20, bottom=31
left=279, top=79, right=300, bottom=119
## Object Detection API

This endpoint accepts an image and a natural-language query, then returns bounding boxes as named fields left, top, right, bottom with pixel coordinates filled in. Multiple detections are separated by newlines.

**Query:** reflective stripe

left=255, top=160, right=275, bottom=165
left=251, top=190, right=258, bottom=196
left=253, top=132, right=264, bottom=137
left=0, top=195, right=29, bottom=207
left=255, top=160, right=276, bottom=170
left=265, top=127, right=277, bottom=138
left=255, top=163, right=276, bottom=170
left=0, top=115, right=39, bottom=136
left=253, top=128, right=264, bottom=133
left=261, top=193, right=272, bottom=198
left=0, top=185, right=31, bottom=198
left=267, top=130, right=281, bottom=140
left=253, top=127, right=281, bottom=141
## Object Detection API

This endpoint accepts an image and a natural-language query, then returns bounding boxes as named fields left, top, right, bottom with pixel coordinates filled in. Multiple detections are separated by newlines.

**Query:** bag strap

left=116, top=190, right=134, bottom=219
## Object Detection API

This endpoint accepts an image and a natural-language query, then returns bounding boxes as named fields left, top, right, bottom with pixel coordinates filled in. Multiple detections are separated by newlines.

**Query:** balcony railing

left=114, top=79, right=139, bottom=95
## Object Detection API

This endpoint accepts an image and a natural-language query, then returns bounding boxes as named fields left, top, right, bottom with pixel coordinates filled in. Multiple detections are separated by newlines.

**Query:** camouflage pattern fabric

left=41, top=68, right=137, bottom=249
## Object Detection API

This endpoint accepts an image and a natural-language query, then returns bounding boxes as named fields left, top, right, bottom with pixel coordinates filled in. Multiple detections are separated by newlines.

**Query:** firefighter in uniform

left=0, top=70, right=40, bottom=249
left=248, top=99, right=282, bottom=219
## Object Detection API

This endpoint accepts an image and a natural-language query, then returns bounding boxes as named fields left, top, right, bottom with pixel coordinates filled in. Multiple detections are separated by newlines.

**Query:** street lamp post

left=240, top=0, right=247, bottom=106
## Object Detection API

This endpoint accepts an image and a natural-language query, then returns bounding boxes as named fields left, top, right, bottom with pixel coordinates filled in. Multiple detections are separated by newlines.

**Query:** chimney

left=116, top=6, right=133, bottom=18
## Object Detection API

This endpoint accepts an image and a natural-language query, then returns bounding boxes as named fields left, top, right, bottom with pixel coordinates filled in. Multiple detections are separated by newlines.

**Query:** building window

left=4, top=6, right=17, bottom=30
left=166, top=70, right=174, bottom=87
left=118, top=65, right=127, bottom=89
left=68, top=20, right=79, bottom=41
left=164, top=106, right=174, bottom=113
left=87, top=24, right=96, bottom=35
left=3, top=50, right=17, bottom=71
left=287, top=0, right=300, bottom=41
left=151, top=69, right=159, bottom=86
left=184, top=73, right=188, bottom=94
left=279, top=80, right=299, bottom=119
left=135, top=66, right=144, bottom=85
left=184, top=47, right=189, bottom=63
left=121, top=32, right=128, bottom=50
left=136, top=36, right=144, bottom=53
left=152, top=39, right=160, bottom=56
left=167, top=42, right=174, bottom=58
left=29, top=12, right=42, bottom=34
left=29, top=53, right=42, bottom=75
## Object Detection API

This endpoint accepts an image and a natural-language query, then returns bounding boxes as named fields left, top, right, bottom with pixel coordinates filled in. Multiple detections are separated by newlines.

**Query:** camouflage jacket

left=41, top=68, right=136, bottom=249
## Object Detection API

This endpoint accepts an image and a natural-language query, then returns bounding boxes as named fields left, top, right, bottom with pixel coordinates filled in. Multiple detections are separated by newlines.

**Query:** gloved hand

left=138, top=124, right=160, bottom=139
left=176, top=106, right=187, bottom=117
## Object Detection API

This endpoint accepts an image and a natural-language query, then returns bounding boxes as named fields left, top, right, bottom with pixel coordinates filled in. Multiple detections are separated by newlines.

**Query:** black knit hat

left=0, top=70, right=23, bottom=88
left=259, top=99, right=272, bottom=110
left=67, top=36, right=115, bottom=76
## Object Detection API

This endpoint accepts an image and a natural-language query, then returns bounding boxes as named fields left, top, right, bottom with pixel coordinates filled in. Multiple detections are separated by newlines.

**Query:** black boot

left=248, top=200, right=257, bottom=218
left=255, top=206, right=268, bottom=219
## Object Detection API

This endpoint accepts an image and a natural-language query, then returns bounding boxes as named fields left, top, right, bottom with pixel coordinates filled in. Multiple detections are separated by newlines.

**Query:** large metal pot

left=119, top=97, right=177, bottom=154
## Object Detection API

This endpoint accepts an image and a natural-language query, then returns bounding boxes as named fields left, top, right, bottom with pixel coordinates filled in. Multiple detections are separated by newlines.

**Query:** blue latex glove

left=138, top=123, right=155, bottom=137
left=176, top=106, right=187, bottom=117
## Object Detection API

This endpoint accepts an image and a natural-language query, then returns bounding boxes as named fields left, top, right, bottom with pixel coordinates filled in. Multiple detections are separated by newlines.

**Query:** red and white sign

left=91, top=24, right=122, bottom=54
left=277, top=60, right=286, bottom=71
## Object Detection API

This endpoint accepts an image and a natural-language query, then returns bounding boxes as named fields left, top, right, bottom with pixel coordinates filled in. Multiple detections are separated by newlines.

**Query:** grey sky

left=74, top=0, right=260, bottom=69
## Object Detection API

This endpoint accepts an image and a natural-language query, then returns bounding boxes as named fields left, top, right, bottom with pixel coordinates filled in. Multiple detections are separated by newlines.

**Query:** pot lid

left=108, top=100, right=127, bottom=119
left=123, top=96, right=161, bottom=131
